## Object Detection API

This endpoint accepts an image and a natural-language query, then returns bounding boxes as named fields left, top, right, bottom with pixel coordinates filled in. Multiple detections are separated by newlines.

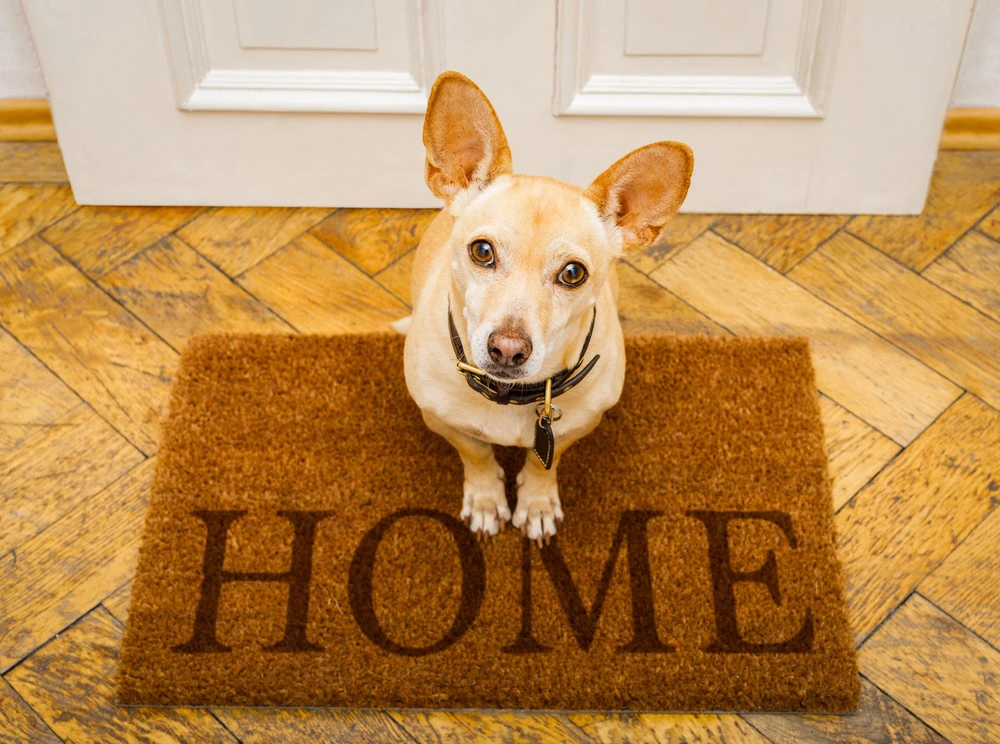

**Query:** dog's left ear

left=423, top=71, right=513, bottom=204
left=585, top=142, right=693, bottom=252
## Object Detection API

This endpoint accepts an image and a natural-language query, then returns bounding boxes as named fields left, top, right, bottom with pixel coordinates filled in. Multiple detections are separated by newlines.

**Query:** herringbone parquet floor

left=1, top=141, right=999, bottom=743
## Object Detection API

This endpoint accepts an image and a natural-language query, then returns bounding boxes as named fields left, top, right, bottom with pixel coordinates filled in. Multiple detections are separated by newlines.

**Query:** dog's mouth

left=481, top=364, right=528, bottom=383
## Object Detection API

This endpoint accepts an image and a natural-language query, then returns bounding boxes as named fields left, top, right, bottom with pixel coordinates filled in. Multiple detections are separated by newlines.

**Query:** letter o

left=348, top=508, right=486, bottom=656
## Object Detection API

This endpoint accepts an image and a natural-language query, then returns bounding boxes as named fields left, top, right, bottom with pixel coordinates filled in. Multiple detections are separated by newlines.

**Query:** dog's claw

left=544, top=533, right=551, bottom=546
left=536, top=535, right=543, bottom=549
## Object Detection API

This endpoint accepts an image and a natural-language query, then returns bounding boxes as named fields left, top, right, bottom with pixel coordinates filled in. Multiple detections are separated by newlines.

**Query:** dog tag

left=533, top=414, right=554, bottom=470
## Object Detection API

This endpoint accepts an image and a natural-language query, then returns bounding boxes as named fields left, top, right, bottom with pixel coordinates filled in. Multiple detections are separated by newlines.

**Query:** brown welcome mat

left=117, top=334, right=859, bottom=712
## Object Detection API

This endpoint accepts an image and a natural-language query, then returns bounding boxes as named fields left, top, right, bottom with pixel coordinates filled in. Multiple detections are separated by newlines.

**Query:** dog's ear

left=423, top=72, right=513, bottom=203
left=585, top=142, right=693, bottom=252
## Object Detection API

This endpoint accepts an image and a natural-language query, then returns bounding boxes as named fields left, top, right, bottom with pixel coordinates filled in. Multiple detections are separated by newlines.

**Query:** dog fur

left=400, top=72, right=692, bottom=544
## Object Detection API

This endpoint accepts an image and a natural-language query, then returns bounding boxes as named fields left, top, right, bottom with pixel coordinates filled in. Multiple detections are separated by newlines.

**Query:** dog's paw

left=512, top=476, right=564, bottom=547
left=460, top=465, right=510, bottom=539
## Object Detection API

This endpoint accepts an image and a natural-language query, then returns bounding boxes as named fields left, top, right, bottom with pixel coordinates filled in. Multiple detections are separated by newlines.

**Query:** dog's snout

left=488, top=329, right=533, bottom=368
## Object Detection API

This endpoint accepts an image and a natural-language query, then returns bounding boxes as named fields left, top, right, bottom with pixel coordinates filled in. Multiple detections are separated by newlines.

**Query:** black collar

left=447, top=304, right=601, bottom=406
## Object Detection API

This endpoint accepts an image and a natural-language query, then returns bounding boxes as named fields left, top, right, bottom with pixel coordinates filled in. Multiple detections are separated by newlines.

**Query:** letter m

left=504, top=510, right=673, bottom=654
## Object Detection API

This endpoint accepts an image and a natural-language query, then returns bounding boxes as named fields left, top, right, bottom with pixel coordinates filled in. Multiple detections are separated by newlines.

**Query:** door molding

left=554, top=0, right=844, bottom=118
left=159, top=0, right=442, bottom=113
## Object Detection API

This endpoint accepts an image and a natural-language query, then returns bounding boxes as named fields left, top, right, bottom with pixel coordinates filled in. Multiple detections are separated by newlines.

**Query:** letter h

left=173, top=510, right=333, bottom=654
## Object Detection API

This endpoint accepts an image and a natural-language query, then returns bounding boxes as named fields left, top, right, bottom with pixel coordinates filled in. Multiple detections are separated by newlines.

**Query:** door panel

left=163, top=0, right=441, bottom=113
left=23, top=0, right=973, bottom=212
left=232, top=0, right=378, bottom=51
left=555, top=0, right=840, bottom=117
left=624, top=0, right=771, bottom=57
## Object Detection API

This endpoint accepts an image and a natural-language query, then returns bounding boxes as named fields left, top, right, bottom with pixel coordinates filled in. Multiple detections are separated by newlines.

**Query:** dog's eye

left=469, top=240, right=495, bottom=267
left=557, top=262, right=588, bottom=287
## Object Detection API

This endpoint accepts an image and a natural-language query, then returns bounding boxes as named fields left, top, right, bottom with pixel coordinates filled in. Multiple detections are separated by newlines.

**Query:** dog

left=399, top=71, right=692, bottom=546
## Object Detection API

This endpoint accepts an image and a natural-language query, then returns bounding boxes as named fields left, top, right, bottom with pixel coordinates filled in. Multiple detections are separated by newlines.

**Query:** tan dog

left=400, top=72, right=692, bottom=545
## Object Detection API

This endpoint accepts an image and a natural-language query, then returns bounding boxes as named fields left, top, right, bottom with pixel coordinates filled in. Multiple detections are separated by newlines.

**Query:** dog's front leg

left=421, top=411, right=510, bottom=537
left=512, top=450, right=565, bottom=546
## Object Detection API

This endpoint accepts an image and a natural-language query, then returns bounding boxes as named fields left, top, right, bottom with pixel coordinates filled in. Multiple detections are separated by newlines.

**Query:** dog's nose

left=488, top=330, right=532, bottom=368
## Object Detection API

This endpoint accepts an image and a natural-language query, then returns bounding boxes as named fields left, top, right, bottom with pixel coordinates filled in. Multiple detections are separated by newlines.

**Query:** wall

left=1, top=0, right=998, bottom=104
left=1, top=0, right=45, bottom=97
left=952, top=0, right=1000, bottom=107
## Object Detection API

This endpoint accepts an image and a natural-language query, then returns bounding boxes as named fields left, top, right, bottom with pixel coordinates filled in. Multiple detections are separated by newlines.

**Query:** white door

left=22, top=0, right=973, bottom=213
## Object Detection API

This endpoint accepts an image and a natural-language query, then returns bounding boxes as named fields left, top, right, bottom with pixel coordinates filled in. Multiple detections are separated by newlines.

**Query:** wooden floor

left=1, top=142, right=999, bottom=743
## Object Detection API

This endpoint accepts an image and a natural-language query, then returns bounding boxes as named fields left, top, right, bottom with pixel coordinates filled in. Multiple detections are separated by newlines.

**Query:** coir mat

left=117, top=334, right=859, bottom=712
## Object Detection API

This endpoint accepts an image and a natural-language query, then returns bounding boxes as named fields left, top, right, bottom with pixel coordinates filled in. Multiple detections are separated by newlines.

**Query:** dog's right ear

left=423, top=72, right=513, bottom=204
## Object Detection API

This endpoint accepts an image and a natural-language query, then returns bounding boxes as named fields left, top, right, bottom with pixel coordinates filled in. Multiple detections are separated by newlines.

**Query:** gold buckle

left=456, top=361, right=488, bottom=377
left=535, top=379, right=561, bottom=420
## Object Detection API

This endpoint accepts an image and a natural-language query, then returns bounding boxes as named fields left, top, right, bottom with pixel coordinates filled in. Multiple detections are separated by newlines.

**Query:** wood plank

left=0, top=328, right=79, bottom=454
left=570, top=712, right=768, bottom=743
left=101, top=581, right=132, bottom=626
left=238, top=233, right=409, bottom=334
left=650, top=232, right=960, bottom=445
left=846, top=150, right=1000, bottom=270
left=0, top=184, right=76, bottom=255
left=980, top=206, right=1000, bottom=241
left=102, top=235, right=293, bottom=349
left=0, top=99, right=55, bottom=141
left=919, top=507, right=1000, bottom=648
left=791, top=231, right=1000, bottom=411
left=0, top=142, right=68, bottom=182
left=176, top=205, right=331, bottom=277
left=6, top=607, right=237, bottom=743
left=744, top=678, right=947, bottom=744
left=389, top=711, right=591, bottom=744
left=0, top=238, right=177, bottom=454
left=0, top=459, right=153, bottom=671
left=819, top=395, right=901, bottom=511
left=860, top=594, right=1000, bottom=744
left=215, top=708, right=414, bottom=744
left=621, top=213, right=719, bottom=275
left=617, top=261, right=728, bottom=337
left=42, top=204, right=203, bottom=279
left=0, top=677, right=60, bottom=744
left=0, top=403, right=143, bottom=555
left=310, top=208, right=437, bottom=276
left=923, top=230, right=1000, bottom=323
left=940, top=107, right=1000, bottom=151
left=836, top=394, right=1000, bottom=643
left=713, top=215, right=848, bottom=273
left=374, top=249, right=415, bottom=307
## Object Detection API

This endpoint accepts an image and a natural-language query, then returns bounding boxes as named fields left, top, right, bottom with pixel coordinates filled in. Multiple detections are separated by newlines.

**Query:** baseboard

left=0, top=99, right=56, bottom=141
left=2, top=98, right=997, bottom=150
left=940, top=108, right=1000, bottom=150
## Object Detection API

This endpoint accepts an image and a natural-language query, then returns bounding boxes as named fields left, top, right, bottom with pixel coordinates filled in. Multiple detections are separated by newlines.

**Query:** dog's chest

left=428, top=376, right=614, bottom=449
left=445, top=398, right=538, bottom=448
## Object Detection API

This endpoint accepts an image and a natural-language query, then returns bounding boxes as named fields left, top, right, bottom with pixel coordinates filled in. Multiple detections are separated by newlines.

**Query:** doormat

left=117, top=333, right=859, bottom=712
